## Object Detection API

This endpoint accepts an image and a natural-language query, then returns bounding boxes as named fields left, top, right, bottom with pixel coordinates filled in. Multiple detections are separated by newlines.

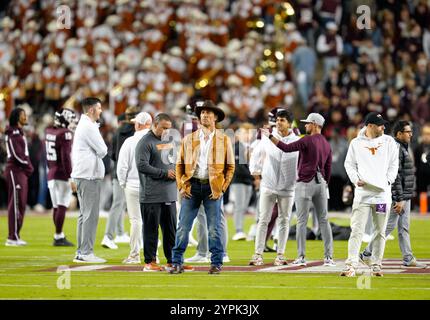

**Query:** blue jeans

left=172, top=182, right=224, bottom=267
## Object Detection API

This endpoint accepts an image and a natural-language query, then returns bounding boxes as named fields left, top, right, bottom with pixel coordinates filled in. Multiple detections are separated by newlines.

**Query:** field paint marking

left=1, top=283, right=430, bottom=291
left=67, top=265, right=107, bottom=272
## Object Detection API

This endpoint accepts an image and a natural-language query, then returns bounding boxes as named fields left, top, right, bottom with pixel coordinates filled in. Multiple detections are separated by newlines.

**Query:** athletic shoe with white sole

left=359, top=252, right=372, bottom=266
left=232, top=232, right=247, bottom=241
left=114, top=233, right=130, bottom=244
left=101, top=236, right=118, bottom=249
left=403, top=258, right=427, bottom=268
left=274, top=255, right=288, bottom=266
left=143, top=262, right=163, bottom=272
left=53, top=237, right=74, bottom=247
left=223, top=255, right=231, bottom=263
left=323, top=256, right=336, bottom=267
left=249, top=253, right=264, bottom=266
left=184, top=254, right=210, bottom=263
left=5, top=239, right=26, bottom=246
left=371, top=265, right=383, bottom=277
left=291, top=256, right=307, bottom=266
left=122, top=254, right=141, bottom=264
left=340, top=265, right=356, bottom=277
left=386, top=234, right=395, bottom=241
left=74, top=253, right=106, bottom=264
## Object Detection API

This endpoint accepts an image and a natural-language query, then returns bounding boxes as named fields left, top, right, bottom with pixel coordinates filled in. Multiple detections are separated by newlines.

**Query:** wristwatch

left=268, top=133, right=274, bottom=140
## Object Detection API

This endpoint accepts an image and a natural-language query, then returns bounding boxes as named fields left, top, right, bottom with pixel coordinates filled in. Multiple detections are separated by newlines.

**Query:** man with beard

left=261, top=112, right=335, bottom=267
left=342, top=112, right=399, bottom=277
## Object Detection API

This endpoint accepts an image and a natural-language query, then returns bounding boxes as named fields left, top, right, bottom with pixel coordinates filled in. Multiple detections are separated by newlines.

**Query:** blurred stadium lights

left=264, top=49, right=272, bottom=56
left=256, top=20, right=265, bottom=28
left=259, top=75, right=267, bottom=82
left=283, top=2, right=295, bottom=16
left=275, top=51, right=284, bottom=60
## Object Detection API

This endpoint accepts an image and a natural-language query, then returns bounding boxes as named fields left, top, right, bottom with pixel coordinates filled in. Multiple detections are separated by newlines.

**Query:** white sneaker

left=5, top=239, right=26, bottom=247
left=101, top=236, right=118, bottom=249
left=362, top=234, right=372, bottom=243
left=292, top=256, right=307, bottom=266
left=223, top=255, right=231, bottom=263
left=340, top=265, right=356, bottom=277
left=249, top=253, right=264, bottom=266
left=185, top=254, right=210, bottom=263
left=122, top=254, right=141, bottom=264
left=114, top=233, right=130, bottom=244
left=323, top=256, right=336, bottom=267
left=274, top=255, right=288, bottom=266
left=232, top=232, right=247, bottom=241
left=74, top=253, right=106, bottom=264
left=386, top=234, right=395, bottom=241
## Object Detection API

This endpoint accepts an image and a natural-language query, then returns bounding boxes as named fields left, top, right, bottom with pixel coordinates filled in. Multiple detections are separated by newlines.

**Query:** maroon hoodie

left=5, top=126, right=34, bottom=176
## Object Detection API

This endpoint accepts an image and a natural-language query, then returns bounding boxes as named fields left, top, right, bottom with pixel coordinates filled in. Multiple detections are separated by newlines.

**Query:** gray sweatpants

left=365, top=199, right=414, bottom=263
left=196, top=204, right=228, bottom=257
left=105, top=178, right=127, bottom=240
left=76, top=179, right=102, bottom=256
left=294, top=178, right=333, bottom=258
left=230, top=183, right=253, bottom=233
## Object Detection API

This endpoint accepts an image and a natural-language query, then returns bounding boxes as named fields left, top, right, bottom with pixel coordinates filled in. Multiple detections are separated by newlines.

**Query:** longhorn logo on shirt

left=365, top=143, right=383, bottom=155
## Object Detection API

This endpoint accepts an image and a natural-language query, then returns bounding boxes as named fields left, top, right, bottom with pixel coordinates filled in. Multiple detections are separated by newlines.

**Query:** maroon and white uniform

left=45, top=126, right=73, bottom=206
left=4, top=125, right=33, bottom=241
left=45, top=126, right=74, bottom=236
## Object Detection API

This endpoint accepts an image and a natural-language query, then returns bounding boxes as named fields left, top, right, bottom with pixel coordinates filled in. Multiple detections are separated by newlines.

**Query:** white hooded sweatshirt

left=250, top=128, right=300, bottom=196
left=344, top=126, right=399, bottom=204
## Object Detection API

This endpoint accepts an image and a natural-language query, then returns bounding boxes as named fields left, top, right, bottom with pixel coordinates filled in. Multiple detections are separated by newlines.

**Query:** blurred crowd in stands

left=0, top=0, right=430, bottom=212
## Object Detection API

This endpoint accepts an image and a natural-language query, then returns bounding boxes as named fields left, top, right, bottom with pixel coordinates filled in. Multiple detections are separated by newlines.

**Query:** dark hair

left=392, top=120, right=411, bottom=137
left=154, top=113, right=172, bottom=125
left=9, top=108, right=24, bottom=127
left=81, top=97, right=102, bottom=113
left=276, top=109, right=293, bottom=123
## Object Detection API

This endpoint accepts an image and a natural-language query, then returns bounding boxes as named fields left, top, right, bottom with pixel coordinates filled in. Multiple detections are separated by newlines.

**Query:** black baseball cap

left=364, top=112, right=389, bottom=126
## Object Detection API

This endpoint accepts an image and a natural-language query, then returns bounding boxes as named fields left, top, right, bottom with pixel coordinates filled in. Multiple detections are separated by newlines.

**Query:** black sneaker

left=264, top=245, right=276, bottom=253
left=53, top=238, right=74, bottom=247
left=208, top=265, right=221, bottom=274
left=169, top=264, right=184, bottom=274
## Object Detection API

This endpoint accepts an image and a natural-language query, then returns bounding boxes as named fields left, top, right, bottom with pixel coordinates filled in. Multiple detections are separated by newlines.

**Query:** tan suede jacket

left=176, top=128, right=235, bottom=199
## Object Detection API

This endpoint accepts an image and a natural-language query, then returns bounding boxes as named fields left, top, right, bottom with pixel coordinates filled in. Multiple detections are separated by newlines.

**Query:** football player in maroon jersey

left=45, top=108, right=77, bottom=246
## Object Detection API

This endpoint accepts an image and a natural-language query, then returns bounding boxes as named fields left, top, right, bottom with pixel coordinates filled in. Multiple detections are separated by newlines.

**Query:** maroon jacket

left=45, top=126, right=73, bottom=181
left=276, top=134, right=332, bottom=184
left=5, top=126, right=34, bottom=176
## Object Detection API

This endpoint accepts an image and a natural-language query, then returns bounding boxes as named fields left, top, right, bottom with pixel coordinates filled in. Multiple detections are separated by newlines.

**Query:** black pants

left=141, top=202, right=177, bottom=264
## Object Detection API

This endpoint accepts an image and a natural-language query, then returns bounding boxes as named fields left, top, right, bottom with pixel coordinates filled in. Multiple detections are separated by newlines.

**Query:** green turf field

left=0, top=212, right=429, bottom=300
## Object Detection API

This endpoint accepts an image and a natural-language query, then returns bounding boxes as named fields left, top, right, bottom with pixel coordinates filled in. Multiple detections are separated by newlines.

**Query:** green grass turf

left=0, top=213, right=429, bottom=300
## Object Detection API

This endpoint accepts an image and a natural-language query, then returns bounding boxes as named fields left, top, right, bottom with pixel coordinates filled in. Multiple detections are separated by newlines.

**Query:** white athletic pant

left=346, top=201, right=391, bottom=267
left=124, top=187, right=142, bottom=257
left=255, top=189, right=294, bottom=255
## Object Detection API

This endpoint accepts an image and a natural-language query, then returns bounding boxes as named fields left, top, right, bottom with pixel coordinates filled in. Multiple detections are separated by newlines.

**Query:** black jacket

left=392, top=138, right=415, bottom=202
left=111, top=122, right=135, bottom=179
left=232, top=141, right=253, bottom=185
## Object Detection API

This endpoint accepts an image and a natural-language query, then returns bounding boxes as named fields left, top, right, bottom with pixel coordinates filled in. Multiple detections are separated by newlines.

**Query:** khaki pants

left=346, top=201, right=391, bottom=267
left=124, top=188, right=142, bottom=257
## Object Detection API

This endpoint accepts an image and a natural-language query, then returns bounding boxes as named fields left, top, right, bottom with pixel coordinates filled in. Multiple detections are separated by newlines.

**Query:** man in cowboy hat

left=170, top=100, right=235, bottom=274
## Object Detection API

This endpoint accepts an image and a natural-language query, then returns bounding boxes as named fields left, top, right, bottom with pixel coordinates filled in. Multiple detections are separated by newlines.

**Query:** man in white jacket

left=117, top=112, right=152, bottom=264
left=248, top=109, right=300, bottom=266
left=342, top=112, right=399, bottom=277
left=70, top=97, right=108, bottom=263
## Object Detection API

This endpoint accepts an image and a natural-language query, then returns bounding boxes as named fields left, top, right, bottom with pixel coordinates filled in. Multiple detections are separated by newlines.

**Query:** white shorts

left=48, top=180, right=72, bottom=208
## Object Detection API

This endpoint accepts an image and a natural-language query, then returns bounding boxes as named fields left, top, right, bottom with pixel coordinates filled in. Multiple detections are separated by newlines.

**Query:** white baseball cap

left=131, top=112, right=152, bottom=125
left=300, top=113, right=325, bottom=127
